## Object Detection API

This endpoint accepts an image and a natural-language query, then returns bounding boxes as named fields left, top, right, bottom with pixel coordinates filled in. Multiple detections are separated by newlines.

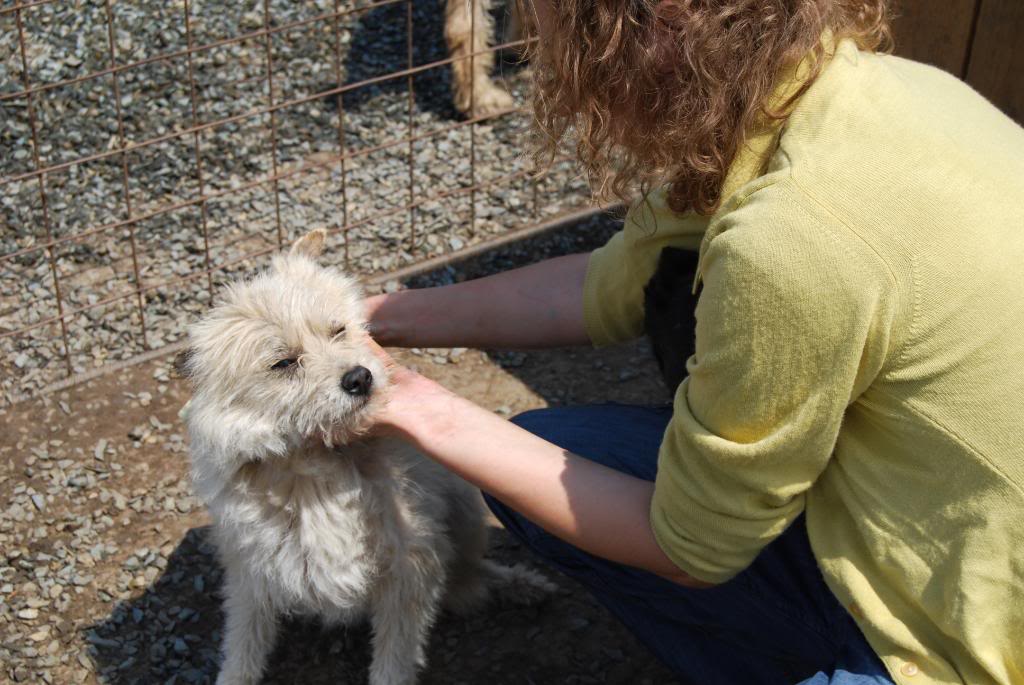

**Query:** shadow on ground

left=87, top=524, right=673, bottom=684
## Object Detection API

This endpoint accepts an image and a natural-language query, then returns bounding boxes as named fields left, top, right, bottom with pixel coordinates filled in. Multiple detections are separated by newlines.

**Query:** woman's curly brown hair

left=523, top=0, right=892, bottom=215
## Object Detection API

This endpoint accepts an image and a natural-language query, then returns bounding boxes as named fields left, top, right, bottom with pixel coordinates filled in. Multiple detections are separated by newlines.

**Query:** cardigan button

left=900, top=661, right=920, bottom=677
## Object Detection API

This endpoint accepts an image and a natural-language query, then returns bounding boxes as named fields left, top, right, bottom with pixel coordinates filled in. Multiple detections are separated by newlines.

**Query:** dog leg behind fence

left=368, top=554, right=447, bottom=685
left=217, top=582, right=278, bottom=685
left=445, top=0, right=515, bottom=116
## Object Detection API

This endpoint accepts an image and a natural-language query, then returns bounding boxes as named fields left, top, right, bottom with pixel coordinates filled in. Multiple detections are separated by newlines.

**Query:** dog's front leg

left=368, top=557, right=445, bottom=685
left=217, top=580, right=278, bottom=685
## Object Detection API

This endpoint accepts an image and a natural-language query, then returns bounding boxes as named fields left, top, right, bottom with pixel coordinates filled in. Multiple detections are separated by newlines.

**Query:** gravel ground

left=0, top=222, right=682, bottom=685
left=1, top=0, right=592, bottom=401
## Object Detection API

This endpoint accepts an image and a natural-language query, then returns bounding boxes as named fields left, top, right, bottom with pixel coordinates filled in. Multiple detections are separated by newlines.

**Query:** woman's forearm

left=383, top=373, right=711, bottom=589
left=367, top=252, right=591, bottom=349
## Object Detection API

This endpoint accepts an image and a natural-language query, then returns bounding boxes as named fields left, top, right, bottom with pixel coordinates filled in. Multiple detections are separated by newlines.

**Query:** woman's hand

left=363, top=334, right=459, bottom=441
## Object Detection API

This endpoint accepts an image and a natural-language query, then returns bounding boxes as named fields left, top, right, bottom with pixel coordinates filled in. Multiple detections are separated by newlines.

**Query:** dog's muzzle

left=340, top=366, right=373, bottom=397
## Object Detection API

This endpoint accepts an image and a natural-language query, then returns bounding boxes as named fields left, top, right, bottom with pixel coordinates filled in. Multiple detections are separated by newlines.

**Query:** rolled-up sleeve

left=583, top=189, right=707, bottom=347
left=649, top=192, right=895, bottom=584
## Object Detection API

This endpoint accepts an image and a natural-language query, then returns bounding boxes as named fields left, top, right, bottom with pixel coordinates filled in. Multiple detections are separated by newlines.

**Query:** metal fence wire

left=0, top=0, right=600, bottom=403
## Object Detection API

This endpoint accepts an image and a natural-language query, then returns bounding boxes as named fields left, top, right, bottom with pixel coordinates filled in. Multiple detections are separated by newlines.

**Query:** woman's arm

left=376, top=357, right=713, bottom=589
left=366, top=252, right=591, bottom=349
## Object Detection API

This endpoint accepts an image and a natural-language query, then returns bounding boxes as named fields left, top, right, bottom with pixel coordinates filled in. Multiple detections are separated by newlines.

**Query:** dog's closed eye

left=329, top=324, right=347, bottom=339
left=271, top=357, right=298, bottom=371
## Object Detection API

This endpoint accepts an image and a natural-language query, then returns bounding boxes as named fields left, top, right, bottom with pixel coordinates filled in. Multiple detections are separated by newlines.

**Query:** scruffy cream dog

left=177, top=229, right=552, bottom=685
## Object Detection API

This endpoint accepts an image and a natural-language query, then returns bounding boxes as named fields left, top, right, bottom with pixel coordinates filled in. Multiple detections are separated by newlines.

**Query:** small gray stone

left=86, top=633, right=120, bottom=649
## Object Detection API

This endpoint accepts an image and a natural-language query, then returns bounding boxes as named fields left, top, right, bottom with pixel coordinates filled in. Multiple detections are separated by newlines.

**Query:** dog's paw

left=483, top=560, right=559, bottom=607
left=470, top=85, right=515, bottom=118
left=368, top=662, right=420, bottom=685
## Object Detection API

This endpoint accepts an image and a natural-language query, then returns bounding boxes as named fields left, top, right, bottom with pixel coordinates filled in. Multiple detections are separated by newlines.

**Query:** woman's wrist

left=377, top=366, right=459, bottom=443
left=365, top=291, right=416, bottom=347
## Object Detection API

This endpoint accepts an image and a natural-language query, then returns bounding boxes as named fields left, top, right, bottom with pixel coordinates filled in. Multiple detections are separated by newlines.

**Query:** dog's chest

left=212, top=456, right=411, bottom=614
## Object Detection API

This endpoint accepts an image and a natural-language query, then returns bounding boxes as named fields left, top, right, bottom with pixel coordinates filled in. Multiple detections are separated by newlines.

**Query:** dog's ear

left=173, top=347, right=196, bottom=380
left=290, top=228, right=327, bottom=259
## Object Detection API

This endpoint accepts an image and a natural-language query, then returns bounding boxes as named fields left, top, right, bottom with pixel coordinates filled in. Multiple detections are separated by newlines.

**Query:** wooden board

left=890, top=0, right=979, bottom=76
left=966, top=0, right=1024, bottom=123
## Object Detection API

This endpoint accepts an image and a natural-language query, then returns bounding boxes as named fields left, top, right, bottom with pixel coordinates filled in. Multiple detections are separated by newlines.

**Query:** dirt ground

left=0, top=222, right=682, bottom=685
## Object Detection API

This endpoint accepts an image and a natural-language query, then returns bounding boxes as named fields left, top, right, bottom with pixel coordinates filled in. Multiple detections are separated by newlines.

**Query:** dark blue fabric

left=483, top=404, right=895, bottom=685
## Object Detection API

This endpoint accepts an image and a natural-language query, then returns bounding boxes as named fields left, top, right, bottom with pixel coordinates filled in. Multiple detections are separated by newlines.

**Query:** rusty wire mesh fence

left=0, top=0, right=597, bottom=403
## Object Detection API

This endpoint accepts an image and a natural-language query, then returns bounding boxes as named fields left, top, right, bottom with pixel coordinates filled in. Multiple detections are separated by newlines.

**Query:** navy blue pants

left=483, top=404, right=894, bottom=685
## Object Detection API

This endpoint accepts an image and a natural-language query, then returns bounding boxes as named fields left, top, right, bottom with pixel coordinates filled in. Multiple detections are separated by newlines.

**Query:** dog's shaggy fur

left=178, top=230, right=552, bottom=685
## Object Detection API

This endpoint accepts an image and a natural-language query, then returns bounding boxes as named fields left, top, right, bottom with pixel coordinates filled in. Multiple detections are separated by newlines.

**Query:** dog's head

left=177, top=229, right=387, bottom=472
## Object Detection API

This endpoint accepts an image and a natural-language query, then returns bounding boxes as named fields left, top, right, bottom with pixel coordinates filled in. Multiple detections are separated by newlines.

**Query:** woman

left=364, top=1, right=1024, bottom=683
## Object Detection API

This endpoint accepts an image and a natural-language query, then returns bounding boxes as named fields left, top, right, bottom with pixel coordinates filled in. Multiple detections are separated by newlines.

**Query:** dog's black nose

left=340, top=366, right=373, bottom=396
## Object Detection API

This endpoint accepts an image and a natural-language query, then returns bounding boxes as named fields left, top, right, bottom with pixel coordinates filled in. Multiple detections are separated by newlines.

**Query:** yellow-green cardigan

left=584, top=39, right=1024, bottom=685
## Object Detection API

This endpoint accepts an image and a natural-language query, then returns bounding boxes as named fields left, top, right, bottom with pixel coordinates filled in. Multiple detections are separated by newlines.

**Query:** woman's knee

left=508, top=407, right=570, bottom=444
